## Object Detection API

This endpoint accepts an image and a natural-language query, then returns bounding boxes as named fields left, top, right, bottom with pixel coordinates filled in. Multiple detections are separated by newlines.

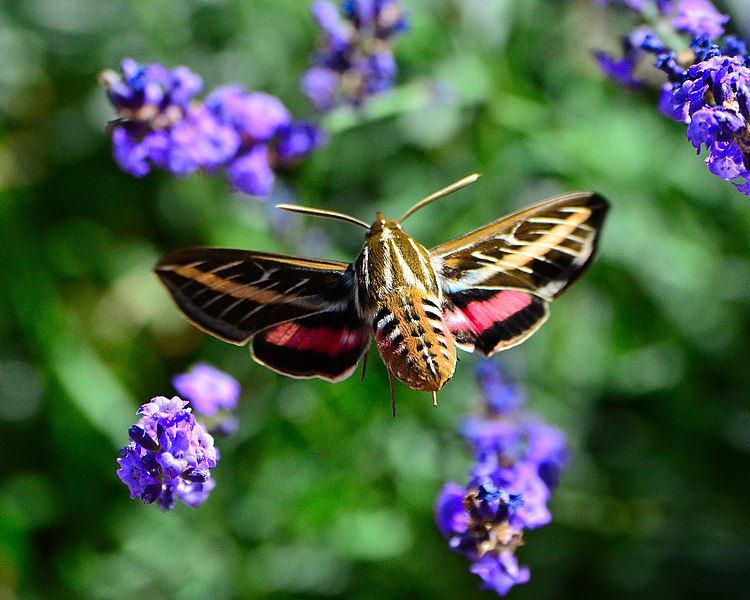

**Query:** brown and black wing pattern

left=431, top=192, right=608, bottom=356
left=155, top=248, right=371, bottom=381
left=155, top=248, right=354, bottom=343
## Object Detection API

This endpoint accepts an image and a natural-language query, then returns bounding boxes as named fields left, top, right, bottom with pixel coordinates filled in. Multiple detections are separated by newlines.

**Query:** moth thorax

left=356, top=223, right=441, bottom=307
left=373, top=291, right=457, bottom=392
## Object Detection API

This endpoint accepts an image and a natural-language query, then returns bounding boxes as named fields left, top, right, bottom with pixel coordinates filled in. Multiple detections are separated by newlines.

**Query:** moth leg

left=432, top=391, right=438, bottom=408
left=388, top=371, right=397, bottom=418
left=360, top=350, right=369, bottom=381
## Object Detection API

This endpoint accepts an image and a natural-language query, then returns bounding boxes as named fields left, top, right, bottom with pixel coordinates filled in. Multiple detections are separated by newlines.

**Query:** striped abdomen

left=373, top=291, right=457, bottom=391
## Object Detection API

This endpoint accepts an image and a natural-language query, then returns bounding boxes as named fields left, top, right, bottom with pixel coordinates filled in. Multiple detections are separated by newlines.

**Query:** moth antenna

left=275, top=204, right=370, bottom=229
left=398, top=173, right=481, bottom=223
left=432, top=391, right=438, bottom=408
left=388, top=372, right=397, bottom=418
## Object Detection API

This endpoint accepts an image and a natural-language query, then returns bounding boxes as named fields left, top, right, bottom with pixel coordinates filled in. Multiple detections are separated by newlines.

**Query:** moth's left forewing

left=431, top=192, right=609, bottom=300
left=430, top=192, right=609, bottom=356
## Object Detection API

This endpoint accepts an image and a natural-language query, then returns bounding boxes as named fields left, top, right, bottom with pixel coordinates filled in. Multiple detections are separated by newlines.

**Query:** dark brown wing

left=430, top=192, right=608, bottom=355
left=155, top=248, right=358, bottom=344
left=155, top=248, right=370, bottom=381
left=431, top=192, right=609, bottom=301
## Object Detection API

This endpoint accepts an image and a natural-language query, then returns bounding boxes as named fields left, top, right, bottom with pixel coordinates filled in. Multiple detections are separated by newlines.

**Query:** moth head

left=368, top=212, right=401, bottom=237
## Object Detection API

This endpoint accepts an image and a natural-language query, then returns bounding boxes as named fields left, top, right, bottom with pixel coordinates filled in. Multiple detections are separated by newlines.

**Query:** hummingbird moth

left=155, top=174, right=608, bottom=414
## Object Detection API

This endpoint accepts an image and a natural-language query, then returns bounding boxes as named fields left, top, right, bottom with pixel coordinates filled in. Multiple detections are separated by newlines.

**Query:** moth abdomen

left=373, top=291, right=457, bottom=392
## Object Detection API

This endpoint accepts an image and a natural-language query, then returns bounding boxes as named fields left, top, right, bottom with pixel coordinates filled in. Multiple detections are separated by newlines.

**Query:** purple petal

left=169, top=65, right=204, bottom=106
left=435, top=482, right=469, bottom=538
left=177, top=477, right=216, bottom=508
left=461, top=417, right=523, bottom=461
left=659, top=83, right=675, bottom=118
left=111, top=126, right=154, bottom=177
left=312, top=0, right=350, bottom=50
left=470, top=554, right=531, bottom=596
left=228, top=145, right=276, bottom=196
left=595, top=51, right=642, bottom=87
left=367, top=52, right=397, bottom=93
left=671, top=0, right=728, bottom=39
left=167, top=106, right=240, bottom=173
left=172, top=363, right=241, bottom=417
left=301, top=67, right=340, bottom=112
left=706, top=141, right=747, bottom=180
left=687, top=108, right=719, bottom=151
left=276, top=122, right=327, bottom=164
left=476, top=360, right=524, bottom=415
left=206, top=86, right=291, bottom=141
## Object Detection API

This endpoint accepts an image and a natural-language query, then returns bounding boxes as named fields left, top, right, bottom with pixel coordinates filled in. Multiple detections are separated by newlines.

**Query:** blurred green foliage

left=1, top=0, right=750, bottom=598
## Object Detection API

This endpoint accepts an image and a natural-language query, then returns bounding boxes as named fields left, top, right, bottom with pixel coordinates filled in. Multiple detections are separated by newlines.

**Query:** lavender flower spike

left=670, top=0, right=728, bottom=39
left=100, top=60, right=326, bottom=197
left=99, top=59, right=238, bottom=178
left=302, top=0, right=409, bottom=110
left=593, top=0, right=750, bottom=196
left=116, top=396, right=219, bottom=510
left=436, top=360, right=569, bottom=596
left=436, top=481, right=529, bottom=596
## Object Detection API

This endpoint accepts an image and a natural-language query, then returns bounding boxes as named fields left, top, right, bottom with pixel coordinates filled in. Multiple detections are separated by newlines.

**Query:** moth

left=155, top=174, right=608, bottom=414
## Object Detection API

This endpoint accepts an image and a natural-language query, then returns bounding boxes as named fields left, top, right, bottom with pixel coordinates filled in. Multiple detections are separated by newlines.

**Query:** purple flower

left=301, top=67, right=340, bottom=111
left=723, top=36, right=748, bottom=58
left=594, top=27, right=663, bottom=88
left=276, top=122, right=328, bottom=164
left=707, top=141, right=747, bottom=180
left=116, top=396, right=219, bottom=510
left=465, top=361, right=569, bottom=496
left=101, top=60, right=236, bottom=178
left=365, top=51, right=397, bottom=93
left=487, top=463, right=552, bottom=529
left=172, top=363, right=240, bottom=417
left=161, top=106, right=241, bottom=175
left=228, top=144, right=276, bottom=196
left=436, top=361, right=569, bottom=595
left=312, top=0, right=349, bottom=51
left=686, top=107, right=719, bottom=150
left=110, top=125, right=162, bottom=177
left=470, top=554, right=531, bottom=596
left=205, top=87, right=292, bottom=141
left=461, top=417, right=523, bottom=464
left=594, top=1, right=750, bottom=197
left=435, top=479, right=528, bottom=597
left=525, top=420, right=569, bottom=489
left=671, top=0, right=728, bottom=39
left=666, top=55, right=750, bottom=191
left=658, top=83, right=676, bottom=117
left=101, top=60, right=326, bottom=197
left=203, top=85, right=325, bottom=195
left=100, top=59, right=201, bottom=124
left=435, top=483, right=469, bottom=539
left=302, top=0, right=408, bottom=110
left=595, top=51, right=642, bottom=87
left=476, top=360, right=524, bottom=415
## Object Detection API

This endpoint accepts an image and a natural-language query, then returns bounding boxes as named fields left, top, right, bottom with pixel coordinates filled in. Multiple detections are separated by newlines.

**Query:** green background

left=1, top=0, right=749, bottom=598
